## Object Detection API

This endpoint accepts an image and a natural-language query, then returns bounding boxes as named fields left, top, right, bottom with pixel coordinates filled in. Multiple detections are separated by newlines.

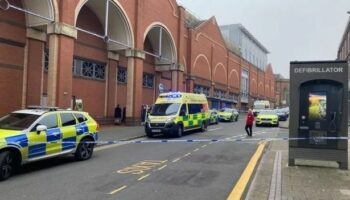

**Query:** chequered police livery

left=0, top=110, right=98, bottom=169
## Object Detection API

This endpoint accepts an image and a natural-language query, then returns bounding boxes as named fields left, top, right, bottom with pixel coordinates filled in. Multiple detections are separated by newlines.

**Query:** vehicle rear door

left=59, top=113, right=78, bottom=152
left=27, top=113, right=61, bottom=158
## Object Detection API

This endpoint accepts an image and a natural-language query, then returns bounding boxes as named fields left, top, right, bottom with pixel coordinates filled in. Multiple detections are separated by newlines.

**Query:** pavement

left=246, top=140, right=350, bottom=200
left=99, top=124, right=146, bottom=142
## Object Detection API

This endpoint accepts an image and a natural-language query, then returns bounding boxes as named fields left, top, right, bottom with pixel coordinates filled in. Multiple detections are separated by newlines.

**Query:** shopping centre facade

left=0, top=0, right=275, bottom=124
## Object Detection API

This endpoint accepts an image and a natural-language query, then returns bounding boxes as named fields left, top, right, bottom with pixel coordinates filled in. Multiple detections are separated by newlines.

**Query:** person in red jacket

left=245, top=109, right=254, bottom=136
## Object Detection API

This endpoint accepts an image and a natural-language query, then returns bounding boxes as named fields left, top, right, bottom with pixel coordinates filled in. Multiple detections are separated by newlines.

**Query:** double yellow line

left=227, top=142, right=266, bottom=200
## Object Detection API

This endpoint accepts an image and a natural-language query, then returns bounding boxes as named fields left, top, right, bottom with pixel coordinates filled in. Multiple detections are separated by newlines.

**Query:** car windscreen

left=150, top=103, right=180, bottom=116
left=254, top=105, right=266, bottom=109
left=220, top=108, right=232, bottom=112
left=259, top=110, right=276, bottom=115
left=0, top=113, right=40, bottom=130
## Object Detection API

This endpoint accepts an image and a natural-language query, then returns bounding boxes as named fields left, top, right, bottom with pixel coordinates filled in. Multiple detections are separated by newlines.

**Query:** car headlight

left=165, top=117, right=176, bottom=124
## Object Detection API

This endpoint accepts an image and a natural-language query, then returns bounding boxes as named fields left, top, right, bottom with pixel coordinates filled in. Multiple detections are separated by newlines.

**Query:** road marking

left=95, top=143, right=125, bottom=152
left=172, top=157, right=181, bottom=163
left=201, top=144, right=207, bottom=148
left=137, top=174, right=150, bottom=181
left=109, top=185, right=127, bottom=195
left=117, top=160, right=167, bottom=175
left=208, top=127, right=223, bottom=132
left=227, top=142, right=266, bottom=200
left=183, top=153, right=191, bottom=157
left=193, top=148, right=200, bottom=152
left=158, top=164, right=167, bottom=170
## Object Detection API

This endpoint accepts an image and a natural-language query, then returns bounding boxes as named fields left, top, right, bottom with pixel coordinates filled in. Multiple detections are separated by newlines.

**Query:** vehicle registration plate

left=152, top=129, right=161, bottom=133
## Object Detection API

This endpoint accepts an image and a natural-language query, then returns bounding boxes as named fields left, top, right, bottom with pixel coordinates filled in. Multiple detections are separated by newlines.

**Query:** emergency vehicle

left=0, top=107, right=98, bottom=181
left=145, top=92, right=209, bottom=137
left=253, top=100, right=271, bottom=116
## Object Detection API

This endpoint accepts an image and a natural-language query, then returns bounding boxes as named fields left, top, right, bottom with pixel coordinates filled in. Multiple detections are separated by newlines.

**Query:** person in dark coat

left=245, top=109, right=254, bottom=136
left=141, top=105, right=146, bottom=124
left=114, top=105, right=122, bottom=125
left=122, top=107, right=126, bottom=123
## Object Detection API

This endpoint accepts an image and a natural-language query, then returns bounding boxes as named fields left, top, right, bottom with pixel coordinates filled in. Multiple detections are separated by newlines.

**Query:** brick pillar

left=186, top=76, right=195, bottom=93
left=106, top=52, right=119, bottom=117
left=25, top=28, right=47, bottom=107
left=125, top=49, right=145, bottom=125
left=177, top=71, right=184, bottom=92
left=47, top=23, right=77, bottom=108
left=170, top=63, right=185, bottom=92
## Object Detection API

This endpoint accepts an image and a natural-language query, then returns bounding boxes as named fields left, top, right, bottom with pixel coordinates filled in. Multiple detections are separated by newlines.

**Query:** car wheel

left=230, top=116, right=234, bottom=122
left=0, top=151, right=15, bottom=181
left=75, top=138, right=94, bottom=161
left=176, top=125, right=183, bottom=138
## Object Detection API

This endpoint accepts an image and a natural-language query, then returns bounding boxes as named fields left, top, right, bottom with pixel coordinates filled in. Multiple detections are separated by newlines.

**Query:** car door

left=59, top=113, right=78, bottom=152
left=27, top=113, right=61, bottom=159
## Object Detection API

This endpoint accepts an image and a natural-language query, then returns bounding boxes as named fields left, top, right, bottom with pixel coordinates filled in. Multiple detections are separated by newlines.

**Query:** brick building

left=0, top=0, right=275, bottom=124
left=338, top=16, right=350, bottom=61
left=274, top=74, right=289, bottom=108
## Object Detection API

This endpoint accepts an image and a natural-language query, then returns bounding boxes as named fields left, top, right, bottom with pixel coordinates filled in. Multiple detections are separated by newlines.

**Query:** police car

left=0, top=107, right=99, bottom=181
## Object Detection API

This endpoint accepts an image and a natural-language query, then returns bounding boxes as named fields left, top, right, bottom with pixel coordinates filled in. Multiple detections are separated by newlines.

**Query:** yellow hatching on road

left=226, top=142, right=266, bottom=200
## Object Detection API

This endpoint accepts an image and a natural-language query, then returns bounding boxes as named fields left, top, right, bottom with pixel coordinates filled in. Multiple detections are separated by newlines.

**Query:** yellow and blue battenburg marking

left=5, top=134, right=28, bottom=148
left=1, top=122, right=97, bottom=159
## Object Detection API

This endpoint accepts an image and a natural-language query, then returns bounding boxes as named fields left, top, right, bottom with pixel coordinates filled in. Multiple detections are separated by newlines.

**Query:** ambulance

left=145, top=92, right=209, bottom=137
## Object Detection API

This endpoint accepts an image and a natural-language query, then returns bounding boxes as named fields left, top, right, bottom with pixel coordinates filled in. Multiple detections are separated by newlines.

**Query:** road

left=0, top=119, right=288, bottom=200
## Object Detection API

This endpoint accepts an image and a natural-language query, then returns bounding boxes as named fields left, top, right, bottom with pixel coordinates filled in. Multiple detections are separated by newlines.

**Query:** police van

left=145, top=92, right=209, bottom=137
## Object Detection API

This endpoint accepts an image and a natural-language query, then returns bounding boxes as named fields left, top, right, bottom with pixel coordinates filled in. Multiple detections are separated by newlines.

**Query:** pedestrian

left=141, top=105, right=146, bottom=125
left=245, top=109, right=254, bottom=137
left=114, top=104, right=122, bottom=125
left=122, top=107, right=126, bottom=123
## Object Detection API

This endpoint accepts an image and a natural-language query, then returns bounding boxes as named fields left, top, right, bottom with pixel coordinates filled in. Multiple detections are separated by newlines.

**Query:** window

left=37, top=114, right=58, bottom=129
left=74, top=113, right=87, bottom=123
left=60, top=113, right=76, bottom=127
left=180, top=104, right=187, bottom=116
left=188, top=104, right=203, bottom=114
left=0, top=113, right=40, bottom=131
left=214, top=89, right=226, bottom=99
left=117, top=67, right=127, bottom=84
left=44, top=49, right=49, bottom=71
left=150, top=103, right=180, bottom=116
left=229, top=93, right=239, bottom=102
left=73, top=58, right=106, bottom=80
left=143, top=73, right=154, bottom=88
left=194, top=85, right=210, bottom=96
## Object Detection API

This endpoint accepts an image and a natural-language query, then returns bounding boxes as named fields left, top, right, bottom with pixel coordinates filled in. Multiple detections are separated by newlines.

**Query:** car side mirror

left=36, top=125, right=47, bottom=133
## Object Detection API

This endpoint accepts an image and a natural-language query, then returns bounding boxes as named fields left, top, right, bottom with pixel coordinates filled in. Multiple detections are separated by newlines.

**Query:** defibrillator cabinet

left=289, top=61, right=348, bottom=169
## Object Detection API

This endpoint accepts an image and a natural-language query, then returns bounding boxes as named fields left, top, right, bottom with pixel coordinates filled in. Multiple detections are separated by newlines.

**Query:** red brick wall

left=26, top=39, right=44, bottom=106
left=73, top=4, right=107, bottom=117
left=0, top=1, right=25, bottom=115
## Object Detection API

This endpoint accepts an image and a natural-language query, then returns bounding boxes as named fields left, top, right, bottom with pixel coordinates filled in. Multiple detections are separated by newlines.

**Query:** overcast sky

left=177, top=0, right=349, bottom=78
